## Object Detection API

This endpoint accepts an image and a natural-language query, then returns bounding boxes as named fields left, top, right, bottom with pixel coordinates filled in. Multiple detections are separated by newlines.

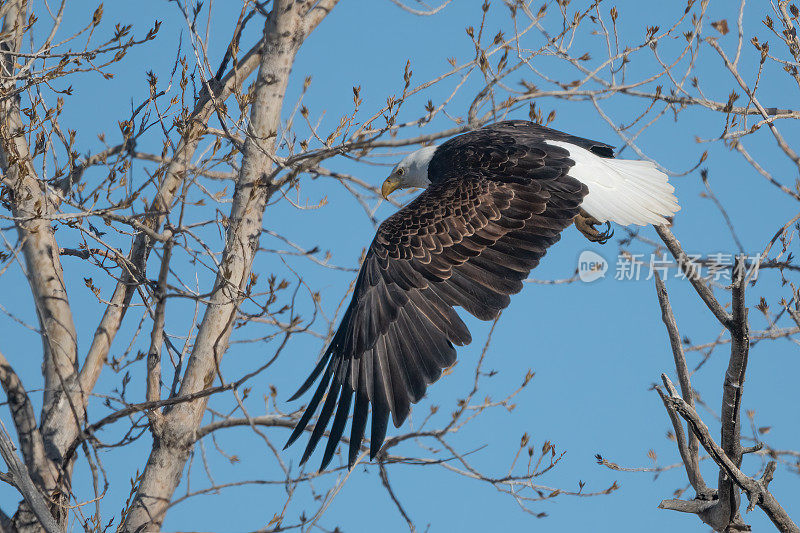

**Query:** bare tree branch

left=661, top=375, right=798, bottom=533
left=0, top=420, right=62, bottom=533
left=0, top=351, right=57, bottom=495
left=1, top=0, right=78, bottom=442
left=122, top=3, right=325, bottom=529
left=653, top=273, right=707, bottom=496
left=655, top=225, right=733, bottom=327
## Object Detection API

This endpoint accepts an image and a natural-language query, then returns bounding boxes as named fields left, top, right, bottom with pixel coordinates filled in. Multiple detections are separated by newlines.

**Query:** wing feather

left=286, top=122, right=590, bottom=470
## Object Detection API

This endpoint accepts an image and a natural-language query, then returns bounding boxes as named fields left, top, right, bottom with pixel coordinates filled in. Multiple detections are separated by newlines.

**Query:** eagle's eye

left=397, top=167, right=405, bottom=175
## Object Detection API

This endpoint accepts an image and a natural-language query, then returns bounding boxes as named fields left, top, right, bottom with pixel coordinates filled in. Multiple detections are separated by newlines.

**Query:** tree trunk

left=121, top=2, right=307, bottom=530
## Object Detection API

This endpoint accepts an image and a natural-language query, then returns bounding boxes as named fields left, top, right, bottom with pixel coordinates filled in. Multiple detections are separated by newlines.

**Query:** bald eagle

left=284, top=120, right=679, bottom=470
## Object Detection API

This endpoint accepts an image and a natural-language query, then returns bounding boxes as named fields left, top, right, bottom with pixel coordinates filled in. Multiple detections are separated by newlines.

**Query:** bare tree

left=0, top=0, right=797, bottom=532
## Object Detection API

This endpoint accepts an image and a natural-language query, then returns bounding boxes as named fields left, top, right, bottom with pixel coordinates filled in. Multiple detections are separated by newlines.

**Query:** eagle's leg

left=574, top=210, right=614, bottom=244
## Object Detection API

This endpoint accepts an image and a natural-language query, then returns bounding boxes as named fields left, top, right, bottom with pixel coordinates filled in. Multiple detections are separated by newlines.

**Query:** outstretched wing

left=285, top=128, right=588, bottom=470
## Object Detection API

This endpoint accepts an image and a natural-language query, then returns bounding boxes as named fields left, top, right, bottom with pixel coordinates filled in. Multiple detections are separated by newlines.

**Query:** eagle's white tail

left=546, top=140, right=680, bottom=226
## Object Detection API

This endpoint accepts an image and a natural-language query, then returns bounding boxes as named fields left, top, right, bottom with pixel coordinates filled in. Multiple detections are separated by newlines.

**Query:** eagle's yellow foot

left=575, top=211, right=614, bottom=244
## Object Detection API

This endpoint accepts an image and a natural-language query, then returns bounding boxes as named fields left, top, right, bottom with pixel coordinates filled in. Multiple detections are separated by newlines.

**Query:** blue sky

left=1, top=1, right=799, bottom=532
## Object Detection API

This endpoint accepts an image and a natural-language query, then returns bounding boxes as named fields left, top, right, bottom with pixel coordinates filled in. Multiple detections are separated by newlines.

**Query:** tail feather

left=546, top=140, right=680, bottom=226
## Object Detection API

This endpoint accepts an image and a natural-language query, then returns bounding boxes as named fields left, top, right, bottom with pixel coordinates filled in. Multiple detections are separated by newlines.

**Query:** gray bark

left=120, top=2, right=327, bottom=530
left=42, top=39, right=267, bottom=469
left=0, top=0, right=78, bottom=456
left=0, top=4, right=271, bottom=531
left=654, top=229, right=796, bottom=531
left=0, top=3, right=74, bottom=530
left=0, top=422, right=62, bottom=533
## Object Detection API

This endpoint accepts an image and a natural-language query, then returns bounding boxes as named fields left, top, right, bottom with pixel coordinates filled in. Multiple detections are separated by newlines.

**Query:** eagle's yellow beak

left=381, top=175, right=401, bottom=200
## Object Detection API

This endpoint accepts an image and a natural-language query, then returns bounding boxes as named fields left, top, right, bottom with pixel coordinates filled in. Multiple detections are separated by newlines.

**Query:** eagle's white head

left=381, top=145, right=437, bottom=199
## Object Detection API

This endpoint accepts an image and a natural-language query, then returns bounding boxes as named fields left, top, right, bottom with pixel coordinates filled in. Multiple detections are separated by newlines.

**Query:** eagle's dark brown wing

left=285, top=128, right=589, bottom=470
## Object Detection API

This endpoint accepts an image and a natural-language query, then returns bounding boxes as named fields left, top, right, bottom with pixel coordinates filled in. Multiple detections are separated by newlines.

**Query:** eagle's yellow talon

left=575, top=211, right=614, bottom=244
